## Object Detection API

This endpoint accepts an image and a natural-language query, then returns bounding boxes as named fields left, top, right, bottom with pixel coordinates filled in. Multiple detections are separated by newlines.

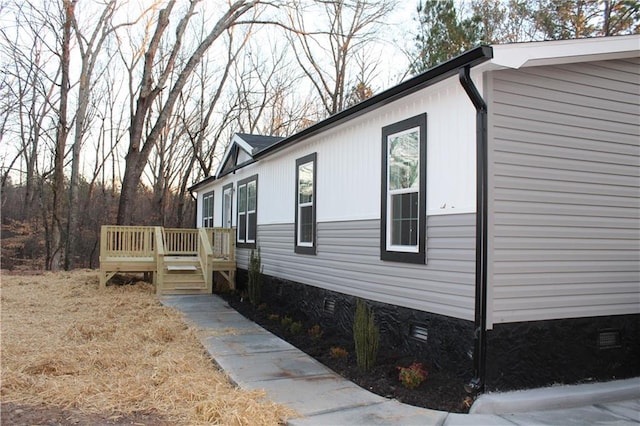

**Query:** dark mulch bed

left=221, top=292, right=474, bottom=413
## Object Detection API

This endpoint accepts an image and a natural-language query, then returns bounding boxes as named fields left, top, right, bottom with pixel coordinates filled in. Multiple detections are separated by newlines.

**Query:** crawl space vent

left=323, top=298, right=336, bottom=315
left=409, top=324, right=428, bottom=342
left=598, top=329, right=621, bottom=349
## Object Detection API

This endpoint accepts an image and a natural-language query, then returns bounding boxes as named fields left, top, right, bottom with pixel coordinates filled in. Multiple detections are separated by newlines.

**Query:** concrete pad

left=247, top=375, right=386, bottom=416
left=502, top=404, right=639, bottom=426
left=443, top=413, right=514, bottom=425
left=471, top=378, right=640, bottom=414
left=181, top=310, right=267, bottom=333
left=213, top=350, right=335, bottom=385
left=202, top=333, right=298, bottom=357
left=161, top=294, right=228, bottom=312
left=288, top=399, right=446, bottom=426
left=597, top=399, right=640, bottom=422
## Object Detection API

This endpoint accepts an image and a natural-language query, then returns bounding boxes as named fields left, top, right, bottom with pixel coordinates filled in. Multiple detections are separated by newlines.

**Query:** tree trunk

left=50, top=0, right=75, bottom=270
left=117, top=0, right=258, bottom=225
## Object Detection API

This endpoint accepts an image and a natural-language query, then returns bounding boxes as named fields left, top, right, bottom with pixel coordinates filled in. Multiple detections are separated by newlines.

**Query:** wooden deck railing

left=100, top=226, right=234, bottom=259
left=100, top=226, right=157, bottom=258
left=206, top=228, right=235, bottom=261
left=163, top=228, right=199, bottom=255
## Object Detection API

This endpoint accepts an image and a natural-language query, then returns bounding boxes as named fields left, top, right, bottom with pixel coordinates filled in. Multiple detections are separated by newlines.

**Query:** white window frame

left=202, top=191, right=214, bottom=228
left=295, top=153, right=317, bottom=254
left=386, top=127, right=420, bottom=253
left=237, top=175, right=257, bottom=247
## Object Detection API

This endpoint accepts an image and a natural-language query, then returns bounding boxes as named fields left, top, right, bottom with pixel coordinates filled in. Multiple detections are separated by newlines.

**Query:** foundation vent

left=598, top=329, right=621, bottom=349
left=409, top=324, right=428, bottom=342
left=323, top=298, right=336, bottom=315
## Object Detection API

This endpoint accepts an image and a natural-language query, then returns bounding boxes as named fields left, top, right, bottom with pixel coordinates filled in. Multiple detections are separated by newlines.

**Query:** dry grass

left=0, top=270, right=295, bottom=425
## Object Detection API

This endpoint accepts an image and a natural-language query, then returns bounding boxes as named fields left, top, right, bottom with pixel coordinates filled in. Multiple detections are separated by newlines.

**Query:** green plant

left=307, top=324, right=323, bottom=340
left=280, top=316, right=293, bottom=328
left=397, top=362, right=428, bottom=389
left=248, top=248, right=262, bottom=306
left=257, top=303, right=267, bottom=311
left=329, top=346, right=348, bottom=360
left=353, top=298, right=379, bottom=372
left=289, top=321, right=303, bottom=334
left=268, top=313, right=280, bottom=322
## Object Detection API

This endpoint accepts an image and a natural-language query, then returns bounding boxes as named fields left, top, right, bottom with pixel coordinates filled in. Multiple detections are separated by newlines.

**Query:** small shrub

left=268, top=314, right=280, bottom=322
left=397, top=362, right=428, bottom=389
left=280, top=316, right=293, bottom=328
left=353, top=298, right=379, bottom=372
left=248, top=248, right=262, bottom=306
left=307, top=324, right=323, bottom=340
left=289, top=321, right=303, bottom=334
left=257, top=303, right=268, bottom=311
left=329, top=346, right=348, bottom=360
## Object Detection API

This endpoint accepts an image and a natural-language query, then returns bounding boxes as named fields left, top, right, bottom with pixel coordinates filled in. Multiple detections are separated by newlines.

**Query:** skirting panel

left=485, top=314, right=640, bottom=391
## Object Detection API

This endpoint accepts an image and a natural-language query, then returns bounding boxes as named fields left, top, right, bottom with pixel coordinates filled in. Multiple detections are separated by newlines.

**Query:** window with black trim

left=237, top=175, right=257, bottom=248
left=295, top=153, right=316, bottom=254
left=381, top=114, right=426, bottom=263
left=202, top=191, right=214, bottom=228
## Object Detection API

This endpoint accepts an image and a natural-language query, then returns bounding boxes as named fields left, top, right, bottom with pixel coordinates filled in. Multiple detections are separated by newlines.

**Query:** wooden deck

left=99, top=226, right=235, bottom=295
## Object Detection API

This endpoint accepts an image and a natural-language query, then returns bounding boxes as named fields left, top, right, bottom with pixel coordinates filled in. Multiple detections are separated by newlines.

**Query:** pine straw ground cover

left=0, top=270, right=294, bottom=425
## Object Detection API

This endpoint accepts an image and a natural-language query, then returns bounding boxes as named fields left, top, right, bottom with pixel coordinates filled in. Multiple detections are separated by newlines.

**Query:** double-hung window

left=381, top=114, right=426, bottom=263
left=237, top=175, right=257, bottom=248
left=295, top=153, right=316, bottom=254
left=202, top=191, right=214, bottom=228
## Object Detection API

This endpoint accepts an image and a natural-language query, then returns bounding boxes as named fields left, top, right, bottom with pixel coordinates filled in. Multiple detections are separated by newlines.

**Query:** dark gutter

left=254, top=45, right=493, bottom=160
left=191, top=46, right=493, bottom=186
left=188, top=175, right=217, bottom=193
left=459, top=65, right=489, bottom=394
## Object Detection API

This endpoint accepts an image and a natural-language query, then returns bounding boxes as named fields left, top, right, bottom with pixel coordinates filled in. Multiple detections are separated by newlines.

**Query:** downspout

left=459, top=65, right=488, bottom=393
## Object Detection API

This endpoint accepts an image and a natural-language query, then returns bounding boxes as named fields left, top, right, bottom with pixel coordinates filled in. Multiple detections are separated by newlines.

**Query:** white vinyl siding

left=486, top=58, right=640, bottom=326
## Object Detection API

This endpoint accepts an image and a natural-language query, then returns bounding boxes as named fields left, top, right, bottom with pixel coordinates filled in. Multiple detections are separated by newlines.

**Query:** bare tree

left=64, top=0, right=148, bottom=269
left=117, top=0, right=262, bottom=225
left=284, top=0, right=395, bottom=116
left=49, top=0, right=75, bottom=270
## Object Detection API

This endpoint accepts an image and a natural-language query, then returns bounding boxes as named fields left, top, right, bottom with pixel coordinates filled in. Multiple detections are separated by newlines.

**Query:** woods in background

left=1, top=0, right=638, bottom=271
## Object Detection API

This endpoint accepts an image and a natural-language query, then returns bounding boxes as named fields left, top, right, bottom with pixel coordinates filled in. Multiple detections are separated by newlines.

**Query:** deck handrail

left=206, top=227, right=235, bottom=260
left=198, top=228, right=214, bottom=292
left=163, top=228, right=199, bottom=255
left=100, top=226, right=156, bottom=258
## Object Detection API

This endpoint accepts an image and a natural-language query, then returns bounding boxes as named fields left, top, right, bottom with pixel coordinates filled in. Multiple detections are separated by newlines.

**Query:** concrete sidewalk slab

left=499, top=402, right=640, bottom=425
left=201, top=332, right=296, bottom=357
left=214, top=350, right=333, bottom=385
left=288, top=399, right=447, bottom=426
left=471, top=377, right=640, bottom=414
left=247, top=375, right=386, bottom=417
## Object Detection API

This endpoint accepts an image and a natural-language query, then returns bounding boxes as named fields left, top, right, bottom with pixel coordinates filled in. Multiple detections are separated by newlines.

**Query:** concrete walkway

left=161, top=294, right=640, bottom=425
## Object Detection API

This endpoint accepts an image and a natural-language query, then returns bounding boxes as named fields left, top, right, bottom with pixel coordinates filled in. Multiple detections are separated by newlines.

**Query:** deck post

left=155, top=227, right=165, bottom=295
left=99, top=226, right=108, bottom=288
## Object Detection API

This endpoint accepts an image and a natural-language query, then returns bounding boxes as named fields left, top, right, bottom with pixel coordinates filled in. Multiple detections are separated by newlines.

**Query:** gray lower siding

left=487, top=58, right=640, bottom=325
left=237, top=213, right=476, bottom=321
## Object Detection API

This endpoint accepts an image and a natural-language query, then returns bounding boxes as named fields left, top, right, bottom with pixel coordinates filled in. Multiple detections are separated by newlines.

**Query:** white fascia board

left=490, top=35, right=640, bottom=70
left=215, top=134, right=256, bottom=178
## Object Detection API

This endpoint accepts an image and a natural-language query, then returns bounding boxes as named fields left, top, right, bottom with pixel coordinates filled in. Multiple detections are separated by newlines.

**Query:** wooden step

left=166, top=264, right=197, bottom=272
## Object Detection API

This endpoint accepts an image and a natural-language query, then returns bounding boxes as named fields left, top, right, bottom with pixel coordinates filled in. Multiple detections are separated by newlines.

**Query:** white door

left=222, top=186, right=233, bottom=228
